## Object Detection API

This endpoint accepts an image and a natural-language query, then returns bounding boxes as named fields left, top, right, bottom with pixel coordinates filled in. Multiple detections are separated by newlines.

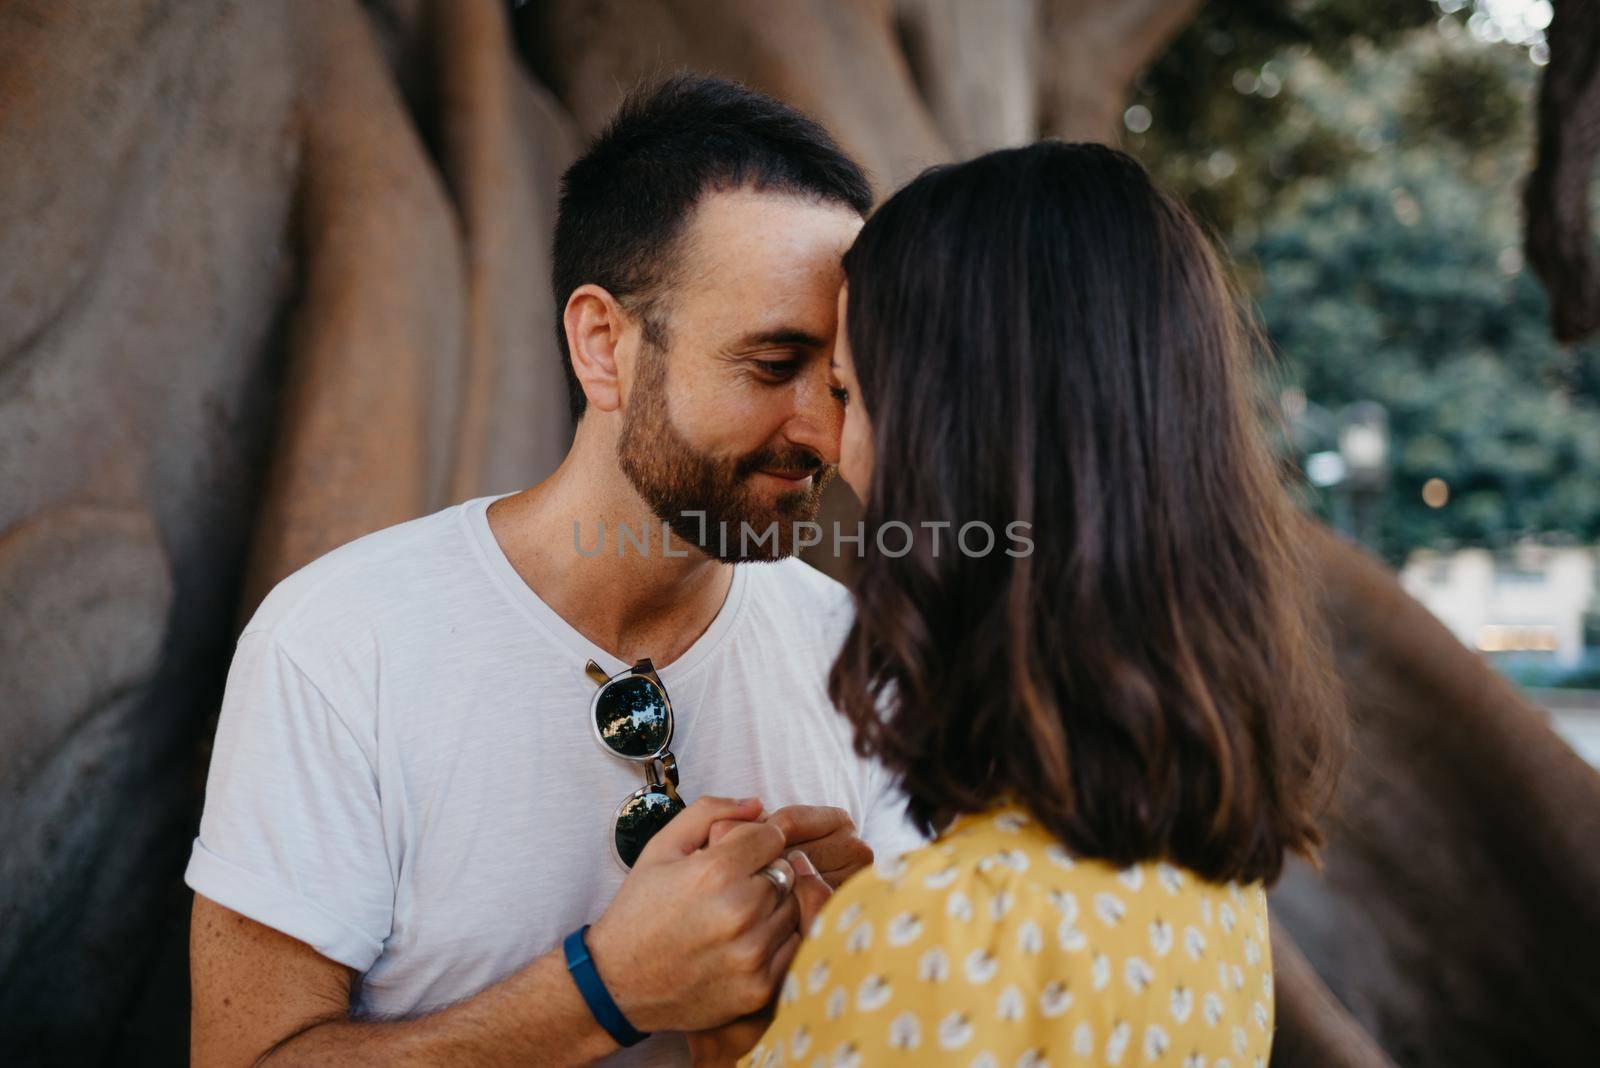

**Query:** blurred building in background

left=1402, top=542, right=1600, bottom=763
left=1401, top=542, right=1596, bottom=670
left=6, top=0, right=1599, bottom=1064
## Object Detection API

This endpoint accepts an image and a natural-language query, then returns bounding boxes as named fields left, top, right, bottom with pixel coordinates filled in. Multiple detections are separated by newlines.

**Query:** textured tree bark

left=0, top=0, right=303, bottom=1058
left=1038, top=0, right=1206, bottom=142
left=239, top=0, right=467, bottom=610
left=411, top=0, right=579, bottom=502
left=0, top=0, right=577, bottom=1058
left=3, top=1, right=1598, bottom=1063
left=243, top=0, right=582, bottom=608
left=521, top=0, right=950, bottom=192
left=1270, top=923, right=1399, bottom=1068
left=1524, top=0, right=1600, bottom=343
left=890, top=0, right=1040, bottom=158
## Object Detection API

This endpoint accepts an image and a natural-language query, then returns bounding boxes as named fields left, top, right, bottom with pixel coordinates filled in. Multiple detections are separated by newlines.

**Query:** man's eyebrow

left=730, top=327, right=828, bottom=351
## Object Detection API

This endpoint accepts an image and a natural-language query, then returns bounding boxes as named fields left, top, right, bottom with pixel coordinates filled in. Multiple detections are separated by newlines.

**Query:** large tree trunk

left=1270, top=524, right=1600, bottom=1066
left=521, top=0, right=950, bottom=192
left=2, top=1, right=1595, bottom=1063
left=1269, top=923, right=1398, bottom=1068
left=1037, top=0, right=1205, bottom=142
left=1, top=4, right=302, bottom=1057
left=0, top=1, right=575, bottom=1058
left=1525, top=0, right=1600, bottom=343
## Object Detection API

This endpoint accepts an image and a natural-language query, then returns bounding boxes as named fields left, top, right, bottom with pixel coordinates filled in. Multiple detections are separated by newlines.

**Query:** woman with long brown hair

left=734, top=140, right=1344, bottom=1066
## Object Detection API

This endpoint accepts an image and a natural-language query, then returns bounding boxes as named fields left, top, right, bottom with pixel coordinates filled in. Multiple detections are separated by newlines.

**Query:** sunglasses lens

left=595, top=676, right=670, bottom=757
left=614, top=786, right=685, bottom=868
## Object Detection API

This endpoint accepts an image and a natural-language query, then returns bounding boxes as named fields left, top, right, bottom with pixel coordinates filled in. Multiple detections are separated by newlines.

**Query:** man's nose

left=783, top=370, right=843, bottom=465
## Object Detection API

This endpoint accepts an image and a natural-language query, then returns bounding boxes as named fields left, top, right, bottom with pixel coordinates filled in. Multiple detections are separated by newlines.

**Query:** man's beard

left=617, top=345, right=835, bottom=562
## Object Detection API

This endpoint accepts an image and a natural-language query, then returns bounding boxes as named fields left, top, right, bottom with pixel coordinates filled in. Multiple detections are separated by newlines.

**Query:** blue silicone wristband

left=563, top=925, right=650, bottom=1048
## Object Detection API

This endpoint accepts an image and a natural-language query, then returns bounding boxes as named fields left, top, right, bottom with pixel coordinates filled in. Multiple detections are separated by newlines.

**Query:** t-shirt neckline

left=460, top=491, right=750, bottom=688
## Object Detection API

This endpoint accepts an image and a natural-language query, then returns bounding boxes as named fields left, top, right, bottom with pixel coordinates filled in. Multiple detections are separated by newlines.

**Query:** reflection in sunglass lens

left=595, top=677, right=670, bottom=757
left=614, top=785, right=685, bottom=868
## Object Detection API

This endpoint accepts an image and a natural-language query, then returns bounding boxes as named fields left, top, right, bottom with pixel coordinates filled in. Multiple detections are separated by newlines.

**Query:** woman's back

left=746, top=804, right=1272, bottom=1067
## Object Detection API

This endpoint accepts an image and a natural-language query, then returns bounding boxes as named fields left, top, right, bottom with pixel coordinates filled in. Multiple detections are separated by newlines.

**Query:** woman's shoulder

left=859, top=803, right=1262, bottom=892
left=749, top=806, right=1276, bottom=1067
left=808, top=802, right=1271, bottom=971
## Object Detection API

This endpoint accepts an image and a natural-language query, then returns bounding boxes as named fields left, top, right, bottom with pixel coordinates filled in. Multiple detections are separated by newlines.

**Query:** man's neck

left=485, top=433, right=736, bottom=670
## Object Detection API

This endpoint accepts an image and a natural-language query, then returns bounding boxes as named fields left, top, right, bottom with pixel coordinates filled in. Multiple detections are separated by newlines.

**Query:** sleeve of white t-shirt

left=857, top=757, right=930, bottom=863
left=184, top=628, right=393, bottom=972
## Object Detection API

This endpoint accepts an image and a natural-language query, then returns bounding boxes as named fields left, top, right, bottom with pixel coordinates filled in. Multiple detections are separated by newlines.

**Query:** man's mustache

left=736, top=446, right=829, bottom=479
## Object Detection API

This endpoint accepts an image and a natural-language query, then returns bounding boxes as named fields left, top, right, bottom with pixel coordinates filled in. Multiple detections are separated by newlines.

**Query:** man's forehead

left=674, top=187, right=862, bottom=330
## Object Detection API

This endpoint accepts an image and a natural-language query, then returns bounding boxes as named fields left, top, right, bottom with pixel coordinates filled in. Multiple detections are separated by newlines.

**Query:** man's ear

left=563, top=284, right=629, bottom=413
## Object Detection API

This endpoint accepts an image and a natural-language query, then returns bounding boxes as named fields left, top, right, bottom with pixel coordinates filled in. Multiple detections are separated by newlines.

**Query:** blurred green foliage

left=1131, top=2, right=1600, bottom=563
left=1130, top=0, right=1435, bottom=233
left=1399, top=50, right=1524, bottom=152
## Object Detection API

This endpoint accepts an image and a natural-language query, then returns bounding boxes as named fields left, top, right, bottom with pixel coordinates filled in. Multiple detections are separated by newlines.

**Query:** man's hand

left=710, top=805, right=873, bottom=889
left=686, top=851, right=833, bottom=1068
left=585, top=796, right=804, bottom=1034
left=191, top=796, right=802, bottom=1067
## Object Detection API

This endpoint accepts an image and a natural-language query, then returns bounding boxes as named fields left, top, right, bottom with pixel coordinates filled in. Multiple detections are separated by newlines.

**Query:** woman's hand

left=710, top=805, right=875, bottom=889
left=686, top=851, right=833, bottom=1067
left=685, top=1007, right=776, bottom=1068
left=766, top=806, right=875, bottom=889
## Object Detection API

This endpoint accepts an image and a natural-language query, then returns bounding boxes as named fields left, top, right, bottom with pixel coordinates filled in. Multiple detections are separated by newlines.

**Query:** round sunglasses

left=585, top=657, right=686, bottom=868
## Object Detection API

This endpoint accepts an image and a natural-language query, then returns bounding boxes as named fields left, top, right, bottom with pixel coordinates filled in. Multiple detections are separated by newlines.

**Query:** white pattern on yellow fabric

left=739, top=804, right=1274, bottom=1067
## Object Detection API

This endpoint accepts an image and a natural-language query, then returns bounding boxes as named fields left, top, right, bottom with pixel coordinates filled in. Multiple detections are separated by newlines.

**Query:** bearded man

left=186, top=73, right=921, bottom=1067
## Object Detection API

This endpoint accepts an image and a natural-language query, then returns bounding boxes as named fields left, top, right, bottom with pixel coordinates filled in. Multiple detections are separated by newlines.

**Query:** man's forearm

left=260, top=948, right=619, bottom=1067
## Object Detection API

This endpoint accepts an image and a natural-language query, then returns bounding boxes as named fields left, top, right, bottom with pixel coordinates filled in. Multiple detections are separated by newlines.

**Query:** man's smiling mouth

left=757, top=468, right=815, bottom=483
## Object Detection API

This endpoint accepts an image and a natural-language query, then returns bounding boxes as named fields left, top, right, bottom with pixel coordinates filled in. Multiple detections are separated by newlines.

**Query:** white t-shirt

left=185, top=493, right=923, bottom=1066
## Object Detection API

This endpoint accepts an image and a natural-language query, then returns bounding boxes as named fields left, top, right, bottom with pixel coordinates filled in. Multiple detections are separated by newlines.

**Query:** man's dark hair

left=552, top=71, right=873, bottom=421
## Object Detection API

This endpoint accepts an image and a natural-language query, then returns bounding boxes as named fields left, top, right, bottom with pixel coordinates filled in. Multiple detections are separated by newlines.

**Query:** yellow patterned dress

left=742, top=804, right=1274, bottom=1067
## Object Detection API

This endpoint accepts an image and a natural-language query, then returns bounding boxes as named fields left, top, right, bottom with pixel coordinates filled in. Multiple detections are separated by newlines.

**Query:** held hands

left=684, top=849, right=834, bottom=1067
left=709, top=805, right=875, bottom=889
left=584, top=797, right=817, bottom=1035
left=682, top=805, right=865, bottom=1067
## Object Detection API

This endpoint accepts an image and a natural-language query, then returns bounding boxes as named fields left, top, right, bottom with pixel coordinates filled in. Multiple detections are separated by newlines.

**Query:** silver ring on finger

left=759, top=862, right=793, bottom=896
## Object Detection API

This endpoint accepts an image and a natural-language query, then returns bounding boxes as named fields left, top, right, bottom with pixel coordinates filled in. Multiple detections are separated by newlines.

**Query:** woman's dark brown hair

left=830, top=141, right=1343, bottom=885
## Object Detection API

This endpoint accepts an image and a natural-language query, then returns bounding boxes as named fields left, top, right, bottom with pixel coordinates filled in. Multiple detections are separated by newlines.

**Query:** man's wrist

left=581, top=918, right=668, bottom=1035
left=564, top=925, right=650, bottom=1048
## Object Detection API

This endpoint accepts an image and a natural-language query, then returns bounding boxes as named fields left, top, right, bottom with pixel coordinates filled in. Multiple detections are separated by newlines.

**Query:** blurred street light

left=1336, top=401, right=1391, bottom=551
left=1307, top=451, right=1348, bottom=487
